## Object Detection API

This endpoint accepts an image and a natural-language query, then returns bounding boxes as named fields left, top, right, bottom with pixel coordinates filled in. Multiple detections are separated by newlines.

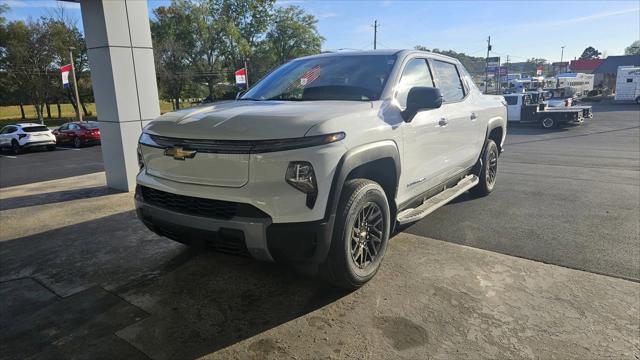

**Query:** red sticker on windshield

left=298, top=65, right=321, bottom=87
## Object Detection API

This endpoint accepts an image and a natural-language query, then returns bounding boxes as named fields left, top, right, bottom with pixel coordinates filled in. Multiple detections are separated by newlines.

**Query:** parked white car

left=135, top=50, right=507, bottom=288
left=0, top=123, right=57, bottom=154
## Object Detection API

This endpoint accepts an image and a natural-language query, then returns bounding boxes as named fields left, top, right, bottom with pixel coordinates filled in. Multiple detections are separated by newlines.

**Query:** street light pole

left=68, top=47, right=83, bottom=122
left=560, top=46, right=565, bottom=72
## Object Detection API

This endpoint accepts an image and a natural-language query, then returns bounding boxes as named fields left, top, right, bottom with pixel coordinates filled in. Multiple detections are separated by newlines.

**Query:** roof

left=15, top=123, right=46, bottom=127
left=594, top=55, right=640, bottom=74
left=569, top=59, right=604, bottom=71
left=298, top=49, right=460, bottom=63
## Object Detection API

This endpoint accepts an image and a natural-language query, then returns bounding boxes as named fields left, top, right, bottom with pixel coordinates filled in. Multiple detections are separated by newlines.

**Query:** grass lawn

left=0, top=101, right=191, bottom=128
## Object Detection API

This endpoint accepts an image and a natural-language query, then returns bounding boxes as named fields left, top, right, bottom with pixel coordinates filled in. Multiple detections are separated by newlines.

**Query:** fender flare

left=311, top=140, right=401, bottom=263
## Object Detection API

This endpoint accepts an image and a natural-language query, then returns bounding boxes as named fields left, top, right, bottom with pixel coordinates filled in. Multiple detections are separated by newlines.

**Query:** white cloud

left=317, top=12, right=338, bottom=19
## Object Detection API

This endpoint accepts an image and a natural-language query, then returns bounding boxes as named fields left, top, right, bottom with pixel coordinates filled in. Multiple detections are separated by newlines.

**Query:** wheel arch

left=312, top=141, right=401, bottom=263
left=486, top=116, right=506, bottom=153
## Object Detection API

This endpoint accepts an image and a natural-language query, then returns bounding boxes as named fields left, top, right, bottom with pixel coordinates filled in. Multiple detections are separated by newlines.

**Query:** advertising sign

left=60, top=64, right=72, bottom=89
left=235, top=68, right=247, bottom=88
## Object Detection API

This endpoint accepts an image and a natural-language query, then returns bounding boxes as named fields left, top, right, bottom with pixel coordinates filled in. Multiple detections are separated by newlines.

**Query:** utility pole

left=485, top=36, right=491, bottom=93
left=68, top=47, right=83, bottom=122
left=244, top=59, right=250, bottom=88
left=560, top=45, right=565, bottom=73
left=373, top=20, right=378, bottom=50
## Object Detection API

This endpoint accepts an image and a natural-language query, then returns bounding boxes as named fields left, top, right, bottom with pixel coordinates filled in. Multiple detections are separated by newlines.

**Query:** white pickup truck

left=504, top=93, right=591, bottom=129
left=135, top=50, right=507, bottom=288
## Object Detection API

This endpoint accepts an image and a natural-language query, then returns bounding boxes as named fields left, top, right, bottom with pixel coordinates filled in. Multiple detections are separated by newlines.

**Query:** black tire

left=471, top=139, right=498, bottom=197
left=541, top=116, right=558, bottom=129
left=322, top=179, right=391, bottom=289
left=11, top=140, right=21, bottom=155
left=635, top=96, right=640, bottom=105
left=73, top=137, right=82, bottom=148
left=47, top=145, right=56, bottom=151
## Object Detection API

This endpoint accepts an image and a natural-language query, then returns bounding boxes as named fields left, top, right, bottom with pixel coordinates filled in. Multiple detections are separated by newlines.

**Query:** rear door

left=397, top=57, right=450, bottom=199
left=430, top=59, right=478, bottom=175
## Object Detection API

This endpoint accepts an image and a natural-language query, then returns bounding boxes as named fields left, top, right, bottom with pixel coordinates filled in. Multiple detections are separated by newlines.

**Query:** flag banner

left=297, top=65, right=321, bottom=88
left=60, top=64, right=72, bottom=89
left=536, top=66, right=544, bottom=76
left=235, top=68, right=246, bottom=88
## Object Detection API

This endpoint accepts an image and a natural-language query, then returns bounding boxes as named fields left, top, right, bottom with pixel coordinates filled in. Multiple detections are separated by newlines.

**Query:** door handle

left=438, top=118, right=448, bottom=127
left=470, top=112, right=478, bottom=121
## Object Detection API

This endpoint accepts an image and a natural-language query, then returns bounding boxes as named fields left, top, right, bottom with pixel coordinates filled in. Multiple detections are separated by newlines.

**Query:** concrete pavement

left=0, top=172, right=638, bottom=359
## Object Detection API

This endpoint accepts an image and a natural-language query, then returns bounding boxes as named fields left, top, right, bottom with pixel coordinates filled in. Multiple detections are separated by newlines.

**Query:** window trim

left=427, top=58, right=469, bottom=104
left=393, top=57, right=436, bottom=109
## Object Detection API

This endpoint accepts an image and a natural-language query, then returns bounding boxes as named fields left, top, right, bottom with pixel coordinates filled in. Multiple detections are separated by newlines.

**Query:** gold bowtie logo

left=164, top=146, right=196, bottom=160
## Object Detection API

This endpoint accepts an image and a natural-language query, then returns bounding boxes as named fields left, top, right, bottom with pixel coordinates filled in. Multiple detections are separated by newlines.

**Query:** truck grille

left=140, top=186, right=237, bottom=219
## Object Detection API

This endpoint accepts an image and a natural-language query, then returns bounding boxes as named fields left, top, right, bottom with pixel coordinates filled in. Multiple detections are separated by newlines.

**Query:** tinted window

left=504, top=96, right=518, bottom=105
left=0, top=126, right=9, bottom=134
left=69, top=124, right=80, bottom=130
left=432, top=60, right=465, bottom=102
left=84, top=122, right=100, bottom=129
left=23, top=126, right=49, bottom=133
left=396, top=58, right=435, bottom=108
left=243, top=55, right=396, bottom=101
left=59, top=124, right=69, bottom=131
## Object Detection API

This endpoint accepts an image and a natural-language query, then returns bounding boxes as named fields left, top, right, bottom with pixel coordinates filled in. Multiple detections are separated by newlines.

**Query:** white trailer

left=614, top=66, right=640, bottom=103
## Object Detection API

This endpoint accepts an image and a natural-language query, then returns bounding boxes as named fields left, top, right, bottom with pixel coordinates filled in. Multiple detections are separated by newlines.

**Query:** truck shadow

left=0, top=210, right=349, bottom=359
left=0, top=186, right=121, bottom=211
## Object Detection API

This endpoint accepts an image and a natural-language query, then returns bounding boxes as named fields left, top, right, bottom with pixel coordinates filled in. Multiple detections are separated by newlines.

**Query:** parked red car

left=53, top=121, right=101, bottom=148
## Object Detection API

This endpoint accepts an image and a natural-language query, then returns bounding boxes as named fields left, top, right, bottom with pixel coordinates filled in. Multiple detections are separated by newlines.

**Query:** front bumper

left=135, top=186, right=333, bottom=263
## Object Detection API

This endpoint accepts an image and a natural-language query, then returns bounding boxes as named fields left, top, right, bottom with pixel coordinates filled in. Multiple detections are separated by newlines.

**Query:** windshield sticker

left=297, top=65, right=321, bottom=88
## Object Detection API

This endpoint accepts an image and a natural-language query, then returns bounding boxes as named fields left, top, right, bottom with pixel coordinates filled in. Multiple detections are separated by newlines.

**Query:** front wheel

left=11, top=140, right=22, bottom=155
left=471, top=139, right=498, bottom=197
left=322, top=179, right=391, bottom=289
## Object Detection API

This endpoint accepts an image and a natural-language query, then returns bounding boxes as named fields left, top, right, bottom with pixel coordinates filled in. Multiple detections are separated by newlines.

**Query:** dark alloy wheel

left=471, top=139, right=498, bottom=197
left=73, top=137, right=82, bottom=148
left=349, top=202, right=384, bottom=271
left=323, top=179, right=390, bottom=289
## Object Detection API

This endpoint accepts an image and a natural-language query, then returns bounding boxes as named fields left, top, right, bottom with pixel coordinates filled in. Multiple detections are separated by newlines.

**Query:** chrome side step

left=396, top=175, right=479, bottom=225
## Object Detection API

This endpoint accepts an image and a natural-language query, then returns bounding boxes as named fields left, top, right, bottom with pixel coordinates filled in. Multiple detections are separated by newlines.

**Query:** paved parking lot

left=0, top=101, right=639, bottom=359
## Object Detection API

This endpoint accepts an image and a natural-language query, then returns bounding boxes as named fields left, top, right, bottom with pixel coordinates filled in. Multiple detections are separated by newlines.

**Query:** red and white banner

left=60, top=64, right=72, bottom=89
left=536, top=66, right=544, bottom=76
left=235, top=68, right=246, bottom=88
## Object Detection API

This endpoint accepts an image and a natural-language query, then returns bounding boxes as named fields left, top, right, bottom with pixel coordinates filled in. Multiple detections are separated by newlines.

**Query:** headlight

left=137, top=146, right=145, bottom=169
left=138, top=132, right=160, bottom=147
left=286, top=161, right=318, bottom=208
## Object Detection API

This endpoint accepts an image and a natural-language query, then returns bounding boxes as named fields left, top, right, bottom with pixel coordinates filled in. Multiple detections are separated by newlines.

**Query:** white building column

left=80, top=0, right=160, bottom=191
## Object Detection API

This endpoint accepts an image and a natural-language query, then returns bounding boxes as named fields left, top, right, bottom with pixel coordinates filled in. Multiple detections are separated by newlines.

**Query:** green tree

left=624, top=40, right=640, bottom=55
left=260, top=6, right=323, bottom=71
left=152, top=2, right=196, bottom=109
left=579, top=46, right=602, bottom=60
left=3, top=19, right=55, bottom=123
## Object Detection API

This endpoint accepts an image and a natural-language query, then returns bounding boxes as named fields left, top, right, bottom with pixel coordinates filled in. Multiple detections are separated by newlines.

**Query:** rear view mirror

left=402, top=87, right=443, bottom=122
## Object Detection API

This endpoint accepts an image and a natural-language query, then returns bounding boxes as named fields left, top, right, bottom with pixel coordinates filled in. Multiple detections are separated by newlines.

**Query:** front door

left=396, top=58, right=451, bottom=201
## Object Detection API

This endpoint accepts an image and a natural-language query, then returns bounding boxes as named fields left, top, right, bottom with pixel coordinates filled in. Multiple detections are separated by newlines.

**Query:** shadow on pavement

left=0, top=186, right=122, bottom=211
left=0, top=210, right=349, bottom=359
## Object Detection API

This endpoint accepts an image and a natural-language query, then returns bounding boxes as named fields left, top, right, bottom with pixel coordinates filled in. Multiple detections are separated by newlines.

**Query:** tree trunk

left=80, top=98, right=90, bottom=117
left=207, top=80, right=214, bottom=99
left=175, top=97, right=180, bottom=110
left=34, top=104, right=43, bottom=124
left=19, top=102, right=25, bottom=120
left=46, top=102, right=52, bottom=119
left=56, top=102, right=61, bottom=118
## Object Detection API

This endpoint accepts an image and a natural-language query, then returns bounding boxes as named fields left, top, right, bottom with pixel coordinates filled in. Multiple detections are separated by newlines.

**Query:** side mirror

left=402, top=87, right=443, bottom=122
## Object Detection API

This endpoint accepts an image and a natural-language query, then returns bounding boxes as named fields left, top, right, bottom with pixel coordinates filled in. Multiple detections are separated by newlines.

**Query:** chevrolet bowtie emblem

left=164, top=146, right=196, bottom=160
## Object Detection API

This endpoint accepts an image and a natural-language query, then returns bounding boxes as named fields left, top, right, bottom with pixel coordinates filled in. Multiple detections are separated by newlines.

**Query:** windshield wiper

left=239, top=97, right=263, bottom=101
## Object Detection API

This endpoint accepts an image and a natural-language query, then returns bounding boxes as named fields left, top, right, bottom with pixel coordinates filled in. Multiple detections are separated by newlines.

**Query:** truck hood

left=144, top=100, right=372, bottom=140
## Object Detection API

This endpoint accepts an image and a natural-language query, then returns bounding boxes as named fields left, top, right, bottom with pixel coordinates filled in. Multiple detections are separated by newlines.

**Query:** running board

left=396, top=175, right=479, bottom=225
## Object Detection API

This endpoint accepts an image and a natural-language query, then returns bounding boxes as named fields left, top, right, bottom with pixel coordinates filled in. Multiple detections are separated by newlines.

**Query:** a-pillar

left=80, top=0, right=159, bottom=191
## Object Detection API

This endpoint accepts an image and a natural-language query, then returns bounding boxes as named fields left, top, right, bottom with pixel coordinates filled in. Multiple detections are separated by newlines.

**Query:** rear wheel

left=541, top=116, right=557, bottom=129
left=322, top=179, right=390, bottom=289
left=471, top=139, right=498, bottom=197
left=47, top=145, right=56, bottom=151
left=73, top=137, right=82, bottom=148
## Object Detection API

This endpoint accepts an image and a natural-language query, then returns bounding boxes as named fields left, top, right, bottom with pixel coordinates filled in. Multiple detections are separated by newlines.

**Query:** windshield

left=242, top=55, right=396, bottom=102
left=84, top=122, right=100, bottom=129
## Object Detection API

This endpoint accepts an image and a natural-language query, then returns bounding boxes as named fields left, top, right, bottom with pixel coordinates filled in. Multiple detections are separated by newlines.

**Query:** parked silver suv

left=136, top=50, right=507, bottom=288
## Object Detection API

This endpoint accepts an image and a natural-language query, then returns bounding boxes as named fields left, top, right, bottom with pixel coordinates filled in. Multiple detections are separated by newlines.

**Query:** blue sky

left=3, top=0, right=639, bottom=62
